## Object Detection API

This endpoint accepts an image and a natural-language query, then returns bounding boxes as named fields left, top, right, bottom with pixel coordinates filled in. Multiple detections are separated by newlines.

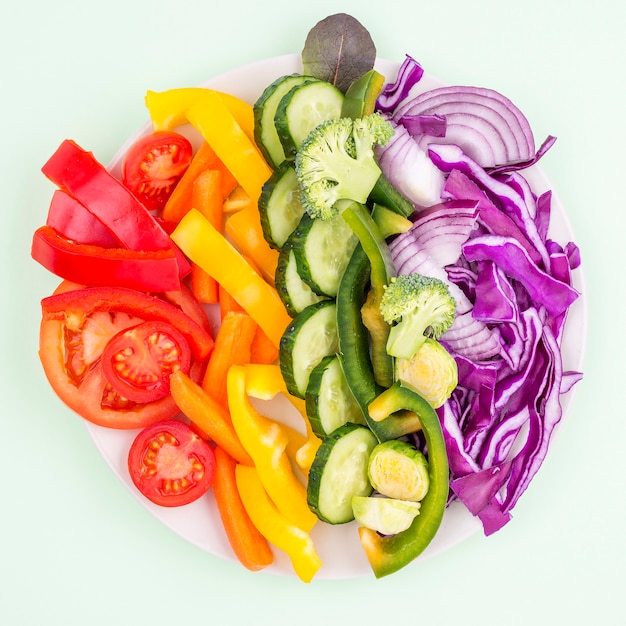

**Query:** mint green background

left=1, top=1, right=623, bottom=624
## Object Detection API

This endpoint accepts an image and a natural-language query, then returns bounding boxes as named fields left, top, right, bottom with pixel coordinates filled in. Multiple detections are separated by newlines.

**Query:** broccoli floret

left=379, top=274, right=456, bottom=359
left=294, top=113, right=394, bottom=221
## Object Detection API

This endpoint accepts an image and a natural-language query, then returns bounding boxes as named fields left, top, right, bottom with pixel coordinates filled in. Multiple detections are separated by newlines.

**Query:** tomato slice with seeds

left=101, top=321, right=191, bottom=404
left=38, top=280, right=211, bottom=429
left=122, top=131, right=193, bottom=211
left=128, top=420, right=216, bottom=507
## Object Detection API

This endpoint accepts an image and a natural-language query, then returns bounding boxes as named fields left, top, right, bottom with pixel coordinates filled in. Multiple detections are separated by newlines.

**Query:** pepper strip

left=185, top=91, right=272, bottom=203
left=41, top=139, right=190, bottom=279
left=171, top=209, right=290, bottom=348
left=227, top=364, right=318, bottom=533
left=243, top=363, right=321, bottom=474
left=342, top=202, right=395, bottom=388
left=235, top=464, right=322, bottom=583
left=359, top=381, right=450, bottom=578
left=46, top=190, right=118, bottom=247
left=337, top=246, right=422, bottom=442
left=169, top=371, right=253, bottom=466
left=145, top=87, right=256, bottom=142
left=224, top=206, right=278, bottom=283
left=185, top=92, right=278, bottom=280
left=32, top=225, right=181, bottom=292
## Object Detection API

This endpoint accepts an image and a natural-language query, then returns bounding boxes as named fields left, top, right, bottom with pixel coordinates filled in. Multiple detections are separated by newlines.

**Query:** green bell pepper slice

left=359, top=381, right=450, bottom=578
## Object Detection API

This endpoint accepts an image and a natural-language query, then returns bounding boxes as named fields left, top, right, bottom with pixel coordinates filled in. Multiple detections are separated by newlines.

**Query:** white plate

left=84, top=54, right=587, bottom=580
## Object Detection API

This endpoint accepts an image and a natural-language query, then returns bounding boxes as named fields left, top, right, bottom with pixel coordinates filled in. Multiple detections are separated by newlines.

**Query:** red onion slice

left=392, top=85, right=535, bottom=168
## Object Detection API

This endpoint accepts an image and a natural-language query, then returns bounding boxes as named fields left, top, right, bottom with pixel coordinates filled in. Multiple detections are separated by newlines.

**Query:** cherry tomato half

left=122, top=131, right=193, bottom=211
left=101, top=321, right=191, bottom=404
left=128, top=420, right=216, bottom=507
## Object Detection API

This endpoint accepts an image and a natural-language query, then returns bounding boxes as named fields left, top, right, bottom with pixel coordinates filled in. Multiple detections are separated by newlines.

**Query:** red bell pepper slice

left=46, top=190, right=119, bottom=247
left=41, top=285, right=214, bottom=360
left=41, top=139, right=190, bottom=278
left=32, top=225, right=182, bottom=292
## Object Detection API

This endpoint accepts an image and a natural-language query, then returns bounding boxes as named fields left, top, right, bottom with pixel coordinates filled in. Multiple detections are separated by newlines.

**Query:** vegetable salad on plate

left=31, top=13, right=583, bottom=581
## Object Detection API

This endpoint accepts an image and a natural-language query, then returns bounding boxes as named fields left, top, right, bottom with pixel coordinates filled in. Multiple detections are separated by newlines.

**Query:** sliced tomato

left=38, top=281, right=211, bottom=429
left=122, top=131, right=193, bottom=211
left=128, top=420, right=216, bottom=507
left=41, top=284, right=214, bottom=360
left=101, top=321, right=191, bottom=404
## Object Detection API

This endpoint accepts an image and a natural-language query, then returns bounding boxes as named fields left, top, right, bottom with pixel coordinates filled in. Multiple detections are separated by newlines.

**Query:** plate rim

left=85, top=53, right=588, bottom=581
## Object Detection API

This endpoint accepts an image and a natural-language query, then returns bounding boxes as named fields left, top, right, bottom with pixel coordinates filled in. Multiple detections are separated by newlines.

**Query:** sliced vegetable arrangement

left=31, top=13, right=583, bottom=581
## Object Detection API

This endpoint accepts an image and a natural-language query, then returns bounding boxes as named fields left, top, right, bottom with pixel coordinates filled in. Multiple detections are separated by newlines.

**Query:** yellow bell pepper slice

left=243, top=363, right=321, bottom=474
left=181, top=91, right=277, bottom=279
left=235, top=464, right=322, bottom=583
left=185, top=91, right=272, bottom=203
left=227, top=364, right=318, bottom=533
left=145, top=87, right=255, bottom=143
left=171, top=209, right=290, bottom=348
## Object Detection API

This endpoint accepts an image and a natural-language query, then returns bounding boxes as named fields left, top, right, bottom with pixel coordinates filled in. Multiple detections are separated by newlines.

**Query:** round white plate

left=84, top=54, right=587, bottom=580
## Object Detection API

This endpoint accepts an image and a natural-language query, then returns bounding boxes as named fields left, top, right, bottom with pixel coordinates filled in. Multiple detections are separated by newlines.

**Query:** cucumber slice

left=351, top=496, right=421, bottom=535
left=279, top=300, right=338, bottom=398
left=291, top=212, right=358, bottom=298
left=275, top=243, right=327, bottom=317
left=307, top=423, right=378, bottom=525
left=259, top=162, right=306, bottom=249
left=253, top=73, right=315, bottom=168
left=305, top=355, right=365, bottom=437
left=275, top=80, right=345, bottom=159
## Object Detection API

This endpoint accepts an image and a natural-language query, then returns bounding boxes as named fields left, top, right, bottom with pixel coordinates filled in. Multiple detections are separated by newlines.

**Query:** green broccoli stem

left=386, top=307, right=430, bottom=359
left=341, top=202, right=395, bottom=388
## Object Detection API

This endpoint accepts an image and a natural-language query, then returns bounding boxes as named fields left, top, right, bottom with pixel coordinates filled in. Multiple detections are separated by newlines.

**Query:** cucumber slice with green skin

left=279, top=300, right=338, bottom=399
left=275, top=80, right=345, bottom=160
left=253, top=73, right=316, bottom=168
left=291, top=212, right=358, bottom=298
left=305, top=355, right=365, bottom=437
left=351, top=496, right=421, bottom=535
left=274, top=243, right=327, bottom=317
left=259, top=162, right=306, bottom=249
left=307, top=423, right=378, bottom=525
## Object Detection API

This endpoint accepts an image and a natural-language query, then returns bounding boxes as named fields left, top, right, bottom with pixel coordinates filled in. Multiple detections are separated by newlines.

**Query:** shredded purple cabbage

left=382, top=74, right=583, bottom=533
